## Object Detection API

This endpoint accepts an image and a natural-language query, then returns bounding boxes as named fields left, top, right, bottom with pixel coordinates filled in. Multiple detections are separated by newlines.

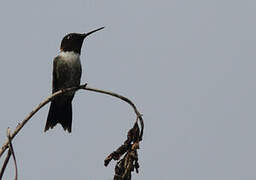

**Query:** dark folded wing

left=52, top=56, right=59, bottom=93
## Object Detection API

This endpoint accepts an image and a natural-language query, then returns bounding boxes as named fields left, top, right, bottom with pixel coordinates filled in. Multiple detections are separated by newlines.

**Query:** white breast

left=59, top=51, right=80, bottom=64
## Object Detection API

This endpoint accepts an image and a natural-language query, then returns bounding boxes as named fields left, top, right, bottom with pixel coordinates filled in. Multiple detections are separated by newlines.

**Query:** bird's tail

left=44, top=99, right=72, bottom=133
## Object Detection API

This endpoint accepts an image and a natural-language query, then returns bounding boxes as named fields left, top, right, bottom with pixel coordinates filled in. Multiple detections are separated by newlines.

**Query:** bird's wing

left=52, top=56, right=59, bottom=93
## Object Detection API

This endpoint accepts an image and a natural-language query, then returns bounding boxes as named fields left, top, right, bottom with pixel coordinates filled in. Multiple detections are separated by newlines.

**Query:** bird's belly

left=57, top=57, right=82, bottom=92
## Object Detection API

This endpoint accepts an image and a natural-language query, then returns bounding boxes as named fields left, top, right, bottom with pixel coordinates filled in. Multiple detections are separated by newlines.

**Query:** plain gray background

left=0, top=0, right=256, bottom=179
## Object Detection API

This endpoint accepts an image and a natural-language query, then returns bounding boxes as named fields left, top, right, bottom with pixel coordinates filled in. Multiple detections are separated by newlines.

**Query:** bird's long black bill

left=83, top=27, right=105, bottom=38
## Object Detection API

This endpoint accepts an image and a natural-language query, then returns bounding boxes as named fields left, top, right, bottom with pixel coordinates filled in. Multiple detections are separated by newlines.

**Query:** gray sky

left=0, top=0, right=256, bottom=179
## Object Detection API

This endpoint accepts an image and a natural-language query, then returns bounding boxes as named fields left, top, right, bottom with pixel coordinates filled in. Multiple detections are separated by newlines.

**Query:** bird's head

left=60, top=27, right=104, bottom=54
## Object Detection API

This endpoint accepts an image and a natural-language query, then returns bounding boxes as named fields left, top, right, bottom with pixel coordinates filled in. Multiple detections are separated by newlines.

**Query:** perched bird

left=44, top=27, right=104, bottom=133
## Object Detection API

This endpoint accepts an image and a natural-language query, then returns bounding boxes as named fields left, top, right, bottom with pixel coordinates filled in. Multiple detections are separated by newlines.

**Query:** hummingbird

left=44, top=27, right=104, bottom=133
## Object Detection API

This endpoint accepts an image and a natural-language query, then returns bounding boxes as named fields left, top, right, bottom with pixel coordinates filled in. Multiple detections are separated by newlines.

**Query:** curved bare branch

left=0, top=84, right=144, bottom=158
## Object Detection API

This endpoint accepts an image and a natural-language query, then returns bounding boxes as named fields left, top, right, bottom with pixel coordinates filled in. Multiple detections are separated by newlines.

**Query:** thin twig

left=0, top=149, right=11, bottom=179
left=0, top=84, right=144, bottom=159
left=0, top=84, right=87, bottom=158
left=7, top=128, right=18, bottom=180
left=82, top=87, right=144, bottom=140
